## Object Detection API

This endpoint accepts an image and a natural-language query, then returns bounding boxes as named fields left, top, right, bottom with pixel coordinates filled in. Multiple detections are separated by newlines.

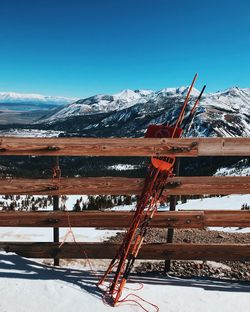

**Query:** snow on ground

left=177, top=194, right=250, bottom=233
left=215, top=166, right=250, bottom=176
left=0, top=129, right=64, bottom=137
left=107, top=164, right=142, bottom=171
left=1, top=195, right=250, bottom=311
left=110, top=194, right=250, bottom=233
left=0, top=194, right=122, bottom=243
left=109, top=204, right=136, bottom=211
left=1, top=194, right=250, bottom=241
left=0, top=227, right=123, bottom=243
left=177, top=194, right=250, bottom=211
left=214, top=159, right=250, bottom=176
left=0, top=194, right=88, bottom=211
left=0, top=252, right=249, bottom=312
left=110, top=194, right=250, bottom=212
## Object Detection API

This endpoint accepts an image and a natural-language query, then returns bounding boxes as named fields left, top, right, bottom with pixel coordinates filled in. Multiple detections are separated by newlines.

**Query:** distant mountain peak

left=0, top=91, right=76, bottom=105
left=158, top=86, right=201, bottom=97
left=36, top=86, right=250, bottom=126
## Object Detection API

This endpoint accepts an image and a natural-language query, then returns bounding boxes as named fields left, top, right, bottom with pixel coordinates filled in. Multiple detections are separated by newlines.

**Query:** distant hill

left=0, top=91, right=77, bottom=124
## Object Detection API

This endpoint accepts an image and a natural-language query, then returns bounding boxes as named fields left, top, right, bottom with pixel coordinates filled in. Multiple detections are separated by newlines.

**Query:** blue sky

left=0, top=0, right=250, bottom=98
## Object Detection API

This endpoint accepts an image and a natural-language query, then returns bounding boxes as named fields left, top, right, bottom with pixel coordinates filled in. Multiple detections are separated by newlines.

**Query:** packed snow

left=0, top=252, right=249, bottom=312
left=1, top=194, right=250, bottom=311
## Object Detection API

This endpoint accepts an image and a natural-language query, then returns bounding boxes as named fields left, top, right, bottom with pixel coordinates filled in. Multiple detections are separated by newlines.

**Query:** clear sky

left=1, top=0, right=250, bottom=98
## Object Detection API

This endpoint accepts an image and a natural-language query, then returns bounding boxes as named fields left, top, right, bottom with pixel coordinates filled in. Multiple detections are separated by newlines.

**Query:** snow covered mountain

left=0, top=86, right=249, bottom=178
left=36, top=86, right=250, bottom=138
left=37, top=89, right=154, bottom=120
left=0, top=91, right=76, bottom=107
left=38, top=87, right=202, bottom=121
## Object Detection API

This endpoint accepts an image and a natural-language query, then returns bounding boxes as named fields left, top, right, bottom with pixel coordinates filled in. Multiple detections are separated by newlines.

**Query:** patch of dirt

left=106, top=228, right=250, bottom=281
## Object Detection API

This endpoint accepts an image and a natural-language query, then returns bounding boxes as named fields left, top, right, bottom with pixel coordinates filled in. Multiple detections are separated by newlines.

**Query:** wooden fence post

left=52, top=156, right=60, bottom=266
left=164, top=158, right=180, bottom=273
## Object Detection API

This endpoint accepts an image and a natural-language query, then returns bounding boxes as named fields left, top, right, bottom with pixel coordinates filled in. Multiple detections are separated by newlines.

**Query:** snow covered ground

left=107, top=164, right=142, bottom=171
left=177, top=194, right=250, bottom=211
left=0, top=129, right=65, bottom=137
left=0, top=194, right=250, bottom=311
left=1, top=194, right=250, bottom=242
left=0, top=252, right=249, bottom=312
left=110, top=194, right=250, bottom=233
left=0, top=227, right=123, bottom=243
left=177, top=194, right=250, bottom=233
left=0, top=194, right=123, bottom=242
left=112, top=195, right=250, bottom=234
left=214, top=159, right=250, bottom=176
left=110, top=194, right=250, bottom=212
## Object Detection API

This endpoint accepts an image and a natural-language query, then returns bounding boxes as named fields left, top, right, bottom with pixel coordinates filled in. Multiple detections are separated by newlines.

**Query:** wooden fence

left=0, top=137, right=250, bottom=264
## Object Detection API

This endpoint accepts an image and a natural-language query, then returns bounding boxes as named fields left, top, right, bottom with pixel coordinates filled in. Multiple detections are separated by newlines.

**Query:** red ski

left=98, top=74, right=205, bottom=306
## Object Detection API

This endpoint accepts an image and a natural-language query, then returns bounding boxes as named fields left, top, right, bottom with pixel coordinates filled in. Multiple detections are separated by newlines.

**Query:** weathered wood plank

left=0, top=137, right=249, bottom=156
left=164, top=176, right=250, bottom=195
left=204, top=210, right=250, bottom=227
left=0, top=210, right=249, bottom=228
left=1, top=242, right=250, bottom=261
left=0, top=211, right=205, bottom=228
left=0, top=176, right=249, bottom=195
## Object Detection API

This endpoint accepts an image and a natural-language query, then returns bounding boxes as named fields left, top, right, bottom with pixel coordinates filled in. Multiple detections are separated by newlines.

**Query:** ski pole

left=181, top=85, right=206, bottom=130
left=171, top=73, right=198, bottom=137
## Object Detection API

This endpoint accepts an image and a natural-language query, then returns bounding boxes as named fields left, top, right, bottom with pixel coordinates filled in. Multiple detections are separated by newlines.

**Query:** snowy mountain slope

left=38, top=89, right=154, bottom=121
left=35, top=86, right=250, bottom=138
left=199, top=87, right=250, bottom=137
left=214, top=158, right=250, bottom=176
left=38, top=87, right=201, bottom=122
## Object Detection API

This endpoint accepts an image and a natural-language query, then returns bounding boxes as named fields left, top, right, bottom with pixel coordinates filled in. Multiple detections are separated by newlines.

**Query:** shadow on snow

left=0, top=251, right=250, bottom=299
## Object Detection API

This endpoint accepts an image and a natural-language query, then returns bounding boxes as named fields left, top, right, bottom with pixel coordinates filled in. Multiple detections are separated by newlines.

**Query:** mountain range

left=0, top=86, right=249, bottom=178
left=0, top=91, right=75, bottom=108
left=0, top=86, right=249, bottom=139
left=32, top=86, right=250, bottom=138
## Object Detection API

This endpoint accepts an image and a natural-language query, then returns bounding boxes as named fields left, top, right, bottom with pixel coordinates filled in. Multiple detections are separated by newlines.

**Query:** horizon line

left=0, top=85, right=249, bottom=100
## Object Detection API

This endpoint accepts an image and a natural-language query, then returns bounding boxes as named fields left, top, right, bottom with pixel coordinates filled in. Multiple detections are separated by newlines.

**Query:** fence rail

left=0, top=137, right=250, bottom=156
left=1, top=242, right=250, bottom=261
left=0, top=210, right=249, bottom=228
left=0, top=136, right=250, bottom=263
left=0, top=176, right=250, bottom=195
